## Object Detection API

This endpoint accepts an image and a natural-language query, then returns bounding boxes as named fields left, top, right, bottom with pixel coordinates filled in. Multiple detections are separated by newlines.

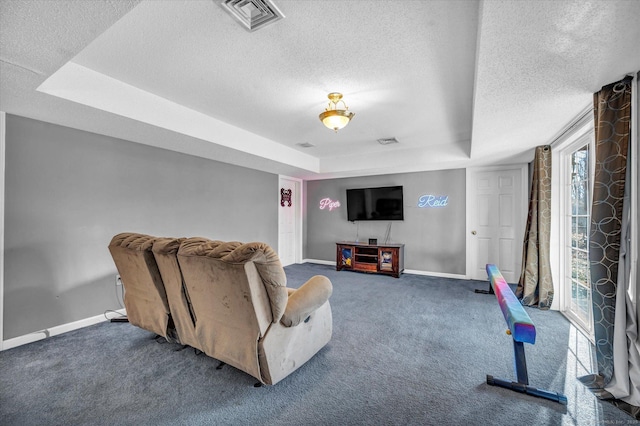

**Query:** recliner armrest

left=280, top=275, right=332, bottom=327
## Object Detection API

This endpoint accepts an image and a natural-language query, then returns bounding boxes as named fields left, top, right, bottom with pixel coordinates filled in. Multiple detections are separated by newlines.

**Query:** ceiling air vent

left=220, top=0, right=285, bottom=32
left=377, top=137, right=399, bottom=145
left=296, top=142, right=315, bottom=148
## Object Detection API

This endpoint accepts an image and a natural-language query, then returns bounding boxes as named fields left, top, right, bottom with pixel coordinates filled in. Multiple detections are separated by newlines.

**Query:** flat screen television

left=346, top=186, right=404, bottom=221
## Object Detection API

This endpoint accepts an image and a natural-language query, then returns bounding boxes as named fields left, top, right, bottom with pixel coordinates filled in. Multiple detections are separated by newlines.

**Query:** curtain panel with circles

left=579, top=75, right=639, bottom=417
left=516, top=145, right=554, bottom=309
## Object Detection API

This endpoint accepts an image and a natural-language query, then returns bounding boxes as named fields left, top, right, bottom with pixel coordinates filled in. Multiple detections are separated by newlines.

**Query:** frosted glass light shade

left=319, top=110, right=354, bottom=131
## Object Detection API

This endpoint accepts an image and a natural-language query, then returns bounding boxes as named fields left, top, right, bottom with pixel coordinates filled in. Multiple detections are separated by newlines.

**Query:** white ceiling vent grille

left=296, top=142, right=315, bottom=148
left=377, top=137, right=399, bottom=145
left=220, top=0, right=285, bottom=32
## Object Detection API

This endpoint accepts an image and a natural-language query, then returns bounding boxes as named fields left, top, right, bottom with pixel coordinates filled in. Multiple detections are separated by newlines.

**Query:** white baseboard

left=302, top=259, right=468, bottom=280
left=302, top=259, right=336, bottom=266
left=1, top=308, right=126, bottom=351
left=403, top=269, right=468, bottom=280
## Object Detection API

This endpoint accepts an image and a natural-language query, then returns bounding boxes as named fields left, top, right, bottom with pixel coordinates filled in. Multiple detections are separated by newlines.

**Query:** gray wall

left=4, top=115, right=278, bottom=339
left=305, top=169, right=466, bottom=274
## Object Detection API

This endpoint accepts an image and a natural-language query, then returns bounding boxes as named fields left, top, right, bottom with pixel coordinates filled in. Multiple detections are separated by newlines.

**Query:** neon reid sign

left=418, top=195, right=449, bottom=208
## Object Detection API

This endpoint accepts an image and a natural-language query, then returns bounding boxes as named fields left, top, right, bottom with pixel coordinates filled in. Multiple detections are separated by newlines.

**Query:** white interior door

left=278, top=176, right=301, bottom=266
left=467, top=166, right=527, bottom=282
left=0, top=112, right=5, bottom=350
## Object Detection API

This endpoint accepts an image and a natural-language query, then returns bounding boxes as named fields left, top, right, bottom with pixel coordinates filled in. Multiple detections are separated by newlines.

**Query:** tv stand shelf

left=336, top=242, right=404, bottom=278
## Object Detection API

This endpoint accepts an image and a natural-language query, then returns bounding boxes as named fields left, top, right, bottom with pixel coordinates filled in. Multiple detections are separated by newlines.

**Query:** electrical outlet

left=115, top=274, right=122, bottom=286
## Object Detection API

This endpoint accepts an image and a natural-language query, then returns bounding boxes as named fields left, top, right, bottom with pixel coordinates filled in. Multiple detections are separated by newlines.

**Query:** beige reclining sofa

left=108, top=233, right=333, bottom=385
left=152, top=237, right=202, bottom=351
left=108, top=233, right=176, bottom=341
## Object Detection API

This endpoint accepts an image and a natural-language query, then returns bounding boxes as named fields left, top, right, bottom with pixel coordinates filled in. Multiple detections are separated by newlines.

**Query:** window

left=566, top=144, right=593, bottom=333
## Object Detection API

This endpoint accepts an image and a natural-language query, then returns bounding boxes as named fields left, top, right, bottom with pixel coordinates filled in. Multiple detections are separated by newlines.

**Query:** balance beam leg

left=513, top=340, right=529, bottom=385
left=474, top=283, right=494, bottom=294
left=486, top=338, right=567, bottom=405
left=486, top=375, right=568, bottom=404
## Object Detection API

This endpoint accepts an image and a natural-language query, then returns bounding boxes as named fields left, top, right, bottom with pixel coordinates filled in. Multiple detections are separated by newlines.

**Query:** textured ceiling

left=1, top=0, right=639, bottom=180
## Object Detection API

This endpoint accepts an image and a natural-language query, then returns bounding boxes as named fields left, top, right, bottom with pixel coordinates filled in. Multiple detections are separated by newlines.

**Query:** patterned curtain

left=516, top=145, right=553, bottom=309
left=579, top=76, right=638, bottom=416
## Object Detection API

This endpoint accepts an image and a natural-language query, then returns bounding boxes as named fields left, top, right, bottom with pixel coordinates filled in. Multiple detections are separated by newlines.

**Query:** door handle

left=471, top=230, right=477, bottom=235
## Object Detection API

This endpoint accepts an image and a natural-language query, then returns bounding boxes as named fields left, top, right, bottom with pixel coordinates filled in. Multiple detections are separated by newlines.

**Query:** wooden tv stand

left=336, top=241, right=404, bottom=278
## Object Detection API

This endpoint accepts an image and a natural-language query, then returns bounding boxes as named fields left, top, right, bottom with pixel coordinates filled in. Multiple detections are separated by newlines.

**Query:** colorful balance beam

left=485, top=264, right=567, bottom=404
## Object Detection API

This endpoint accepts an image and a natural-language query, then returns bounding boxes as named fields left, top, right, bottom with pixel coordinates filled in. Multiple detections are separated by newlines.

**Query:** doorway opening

left=552, top=113, right=595, bottom=340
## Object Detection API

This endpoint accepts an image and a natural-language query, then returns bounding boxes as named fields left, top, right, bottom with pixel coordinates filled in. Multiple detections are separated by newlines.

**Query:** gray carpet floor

left=0, top=263, right=635, bottom=425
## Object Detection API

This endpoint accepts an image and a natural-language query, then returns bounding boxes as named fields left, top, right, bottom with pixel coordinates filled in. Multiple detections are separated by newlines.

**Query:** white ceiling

left=1, top=0, right=639, bottom=180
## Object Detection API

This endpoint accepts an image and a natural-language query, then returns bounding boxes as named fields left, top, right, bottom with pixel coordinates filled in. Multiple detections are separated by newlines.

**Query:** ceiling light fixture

left=319, top=92, right=355, bottom=132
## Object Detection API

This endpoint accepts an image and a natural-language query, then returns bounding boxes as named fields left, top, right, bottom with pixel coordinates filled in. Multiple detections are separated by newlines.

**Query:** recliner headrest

left=152, top=237, right=185, bottom=255
left=109, top=232, right=156, bottom=251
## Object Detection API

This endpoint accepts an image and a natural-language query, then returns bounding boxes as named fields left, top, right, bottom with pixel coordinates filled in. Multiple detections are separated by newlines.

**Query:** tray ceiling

left=1, top=0, right=639, bottom=179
